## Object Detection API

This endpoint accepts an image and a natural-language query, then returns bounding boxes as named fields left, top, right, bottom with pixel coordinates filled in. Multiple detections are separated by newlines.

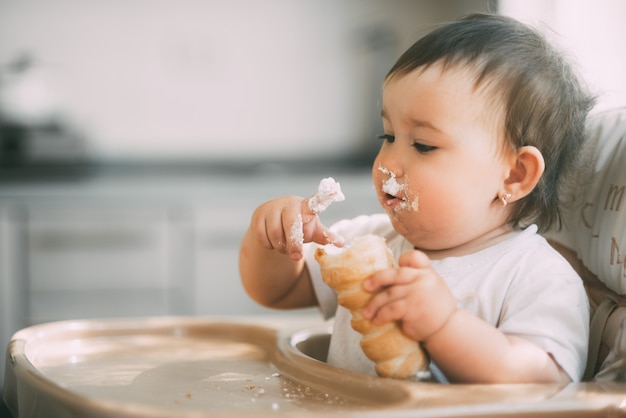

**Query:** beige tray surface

left=4, top=317, right=626, bottom=417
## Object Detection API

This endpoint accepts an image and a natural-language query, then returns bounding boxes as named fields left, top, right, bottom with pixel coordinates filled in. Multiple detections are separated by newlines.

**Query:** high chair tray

left=3, top=317, right=626, bottom=417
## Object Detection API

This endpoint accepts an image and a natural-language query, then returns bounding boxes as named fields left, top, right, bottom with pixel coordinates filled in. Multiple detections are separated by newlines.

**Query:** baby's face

left=372, top=63, right=515, bottom=257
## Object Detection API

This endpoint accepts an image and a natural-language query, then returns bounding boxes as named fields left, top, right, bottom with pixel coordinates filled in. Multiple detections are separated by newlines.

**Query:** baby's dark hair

left=386, top=13, right=596, bottom=232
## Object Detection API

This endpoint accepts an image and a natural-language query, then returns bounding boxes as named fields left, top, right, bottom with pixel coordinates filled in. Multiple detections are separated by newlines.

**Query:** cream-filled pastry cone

left=315, top=234, right=429, bottom=379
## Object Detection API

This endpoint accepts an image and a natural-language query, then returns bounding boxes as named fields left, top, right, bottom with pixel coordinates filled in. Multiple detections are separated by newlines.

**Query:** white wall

left=499, top=0, right=626, bottom=112
left=0, top=0, right=494, bottom=162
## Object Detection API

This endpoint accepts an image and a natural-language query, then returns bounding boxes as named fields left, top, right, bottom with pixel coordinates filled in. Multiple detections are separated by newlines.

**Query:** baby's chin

left=383, top=212, right=442, bottom=251
left=383, top=205, right=414, bottom=236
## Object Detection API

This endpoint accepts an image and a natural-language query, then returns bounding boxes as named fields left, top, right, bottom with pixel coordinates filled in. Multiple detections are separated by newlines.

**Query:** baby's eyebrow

left=381, top=109, right=444, bottom=134
left=408, top=117, right=442, bottom=133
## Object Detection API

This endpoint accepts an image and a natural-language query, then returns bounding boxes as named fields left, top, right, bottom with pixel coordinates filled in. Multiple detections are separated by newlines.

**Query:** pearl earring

left=500, top=192, right=512, bottom=207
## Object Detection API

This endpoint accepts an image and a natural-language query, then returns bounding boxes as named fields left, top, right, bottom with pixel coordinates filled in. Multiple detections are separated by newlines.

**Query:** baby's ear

left=504, top=146, right=545, bottom=201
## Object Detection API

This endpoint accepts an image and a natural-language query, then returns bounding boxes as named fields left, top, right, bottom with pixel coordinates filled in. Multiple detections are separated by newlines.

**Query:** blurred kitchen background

left=1, top=0, right=625, bottom=396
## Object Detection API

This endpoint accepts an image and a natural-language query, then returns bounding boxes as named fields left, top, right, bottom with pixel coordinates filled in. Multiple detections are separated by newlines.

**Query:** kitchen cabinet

left=0, top=207, right=24, bottom=332
left=0, top=206, right=27, bottom=394
left=25, top=205, right=194, bottom=323
left=193, top=206, right=260, bottom=315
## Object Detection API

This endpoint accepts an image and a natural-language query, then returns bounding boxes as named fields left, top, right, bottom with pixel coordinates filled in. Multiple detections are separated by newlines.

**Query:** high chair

left=548, top=106, right=626, bottom=382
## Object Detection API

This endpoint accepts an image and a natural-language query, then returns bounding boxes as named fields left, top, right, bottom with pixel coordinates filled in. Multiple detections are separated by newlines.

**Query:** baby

left=239, top=13, right=595, bottom=384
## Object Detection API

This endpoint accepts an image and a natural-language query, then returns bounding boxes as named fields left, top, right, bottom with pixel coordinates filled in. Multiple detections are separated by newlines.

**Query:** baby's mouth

left=385, top=192, right=408, bottom=210
left=380, top=167, right=404, bottom=195
left=384, top=191, right=401, bottom=204
left=378, top=165, right=418, bottom=212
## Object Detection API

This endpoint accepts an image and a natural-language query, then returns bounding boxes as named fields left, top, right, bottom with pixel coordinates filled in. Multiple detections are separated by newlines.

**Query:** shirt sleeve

left=498, top=248, right=590, bottom=381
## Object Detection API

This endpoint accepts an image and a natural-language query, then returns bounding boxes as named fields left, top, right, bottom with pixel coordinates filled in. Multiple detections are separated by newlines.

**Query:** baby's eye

left=377, top=134, right=395, bottom=143
left=412, top=142, right=437, bottom=154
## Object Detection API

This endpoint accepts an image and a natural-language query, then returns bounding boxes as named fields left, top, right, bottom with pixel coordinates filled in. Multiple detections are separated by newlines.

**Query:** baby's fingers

left=249, top=198, right=300, bottom=255
left=285, top=212, right=305, bottom=260
left=288, top=215, right=345, bottom=260
left=363, top=266, right=417, bottom=293
left=362, top=283, right=409, bottom=324
left=254, top=207, right=288, bottom=253
left=398, top=250, right=431, bottom=269
left=303, top=217, right=344, bottom=247
left=363, top=250, right=431, bottom=291
left=370, top=300, right=411, bottom=326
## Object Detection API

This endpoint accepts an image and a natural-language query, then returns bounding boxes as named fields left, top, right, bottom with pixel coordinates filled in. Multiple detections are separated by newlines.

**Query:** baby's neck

left=417, top=224, right=517, bottom=260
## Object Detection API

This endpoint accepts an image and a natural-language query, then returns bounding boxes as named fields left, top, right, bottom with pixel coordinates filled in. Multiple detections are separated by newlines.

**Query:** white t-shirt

left=304, top=213, right=590, bottom=382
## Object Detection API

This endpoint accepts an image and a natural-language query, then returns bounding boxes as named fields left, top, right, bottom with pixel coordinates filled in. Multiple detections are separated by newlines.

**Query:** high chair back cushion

left=548, top=106, right=626, bottom=381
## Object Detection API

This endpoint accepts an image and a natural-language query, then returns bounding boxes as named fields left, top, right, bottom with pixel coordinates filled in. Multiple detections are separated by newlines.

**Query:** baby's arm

left=239, top=195, right=342, bottom=309
left=424, top=309, right=569, bottom=384
left=363, top=250, right=569, bottom=384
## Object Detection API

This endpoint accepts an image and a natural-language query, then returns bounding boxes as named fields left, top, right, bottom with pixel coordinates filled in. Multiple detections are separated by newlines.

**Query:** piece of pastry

left=315, top=234, right=429, bottom=379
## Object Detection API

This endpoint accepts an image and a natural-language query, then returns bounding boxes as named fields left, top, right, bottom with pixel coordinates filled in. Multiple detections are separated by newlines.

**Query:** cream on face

left=378, top=165, right=419, bottom=212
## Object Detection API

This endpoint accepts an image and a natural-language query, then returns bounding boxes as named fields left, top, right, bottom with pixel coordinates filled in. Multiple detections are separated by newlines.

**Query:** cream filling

left=308, top=177, right=345, bottom=214
left=291, top=177, right=345, bottom=248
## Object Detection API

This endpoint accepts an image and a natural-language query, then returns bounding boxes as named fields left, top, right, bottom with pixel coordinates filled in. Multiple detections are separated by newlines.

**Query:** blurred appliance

left=0, top=53, right=89, bottom=170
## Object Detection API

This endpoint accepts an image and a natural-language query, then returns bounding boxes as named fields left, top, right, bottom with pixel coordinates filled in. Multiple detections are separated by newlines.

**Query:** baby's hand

left=362, top=250, right=457, bottom=342
left=249, top=195, right=344, bottom=261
